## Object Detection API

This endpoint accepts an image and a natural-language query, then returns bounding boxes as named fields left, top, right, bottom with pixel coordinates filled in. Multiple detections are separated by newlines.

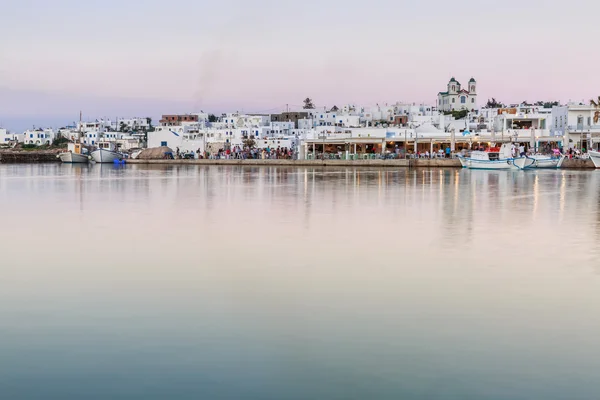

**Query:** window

left=452, top=85, right=455, bottom=91
left=452, top=98, right=455, bottom=103
left=461, top=96, right=466, bottom=104
left=471, top=98, right=475, bottom=104
left=161, top=141, right=167, bottom=146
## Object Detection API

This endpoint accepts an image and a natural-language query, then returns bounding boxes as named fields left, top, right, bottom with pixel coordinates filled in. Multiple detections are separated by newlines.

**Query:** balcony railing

left=304, top=133, right=353, bottom=140
left=567, top=125, right=600, bottom=131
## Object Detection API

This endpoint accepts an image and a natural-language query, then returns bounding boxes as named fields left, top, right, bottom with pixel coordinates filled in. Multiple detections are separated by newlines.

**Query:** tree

left=208, top=114, right=218, bottom=123
left=330, top=105, right=339, bottom=112
left=535, top=100, right=559, bottom=108
left=485, top=98, right=504, bottom=108
left=243, top=138, right=256, bottom=149
left=119, top=121, right=128, bottom=132
left=303, top=98, right=315, bottom=109
left=591, top=96, right=600, bottom=124
left=522, top=100, right=532, bottom=106
left=444, top=110, right=468, bottom=119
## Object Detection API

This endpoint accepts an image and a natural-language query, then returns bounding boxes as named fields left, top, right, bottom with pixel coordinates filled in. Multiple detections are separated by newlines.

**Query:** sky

left=1, top=0, right=599, bottom=131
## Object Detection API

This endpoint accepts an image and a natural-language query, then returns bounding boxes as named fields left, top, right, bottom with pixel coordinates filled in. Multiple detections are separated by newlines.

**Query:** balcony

left=567, top=125, right=600, bottom=132
left=304, top=133, right=352, bottom=141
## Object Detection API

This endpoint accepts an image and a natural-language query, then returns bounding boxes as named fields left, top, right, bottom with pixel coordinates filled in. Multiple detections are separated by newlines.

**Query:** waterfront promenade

left=0, top=150, right=595, bottom=168
left=126, top=158, right=595, bottom=168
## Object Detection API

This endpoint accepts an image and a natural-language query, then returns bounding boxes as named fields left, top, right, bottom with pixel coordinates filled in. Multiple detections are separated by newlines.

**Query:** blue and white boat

left=513, top=154, right=566, bottom=170
left=458, top=143, right=515, bottom=170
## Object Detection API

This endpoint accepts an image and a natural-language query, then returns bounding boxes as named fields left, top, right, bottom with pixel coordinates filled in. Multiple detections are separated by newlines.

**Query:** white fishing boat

left=589, top=150, right=600, bottom=168
left=513, top=154, right=566, bottom=170
left=58, top=143, right=89, bottom=163
left=90, top=142, right=123, bottom=163
left=459, top=143, right=515, bottom=170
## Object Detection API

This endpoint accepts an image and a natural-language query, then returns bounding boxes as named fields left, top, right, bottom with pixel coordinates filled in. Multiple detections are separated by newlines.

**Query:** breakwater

left=0, top=151, right=61, bottom=163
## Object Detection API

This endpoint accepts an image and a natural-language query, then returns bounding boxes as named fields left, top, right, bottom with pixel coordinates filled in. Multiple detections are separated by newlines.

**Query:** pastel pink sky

left=1, top=0, right=599, bottom=130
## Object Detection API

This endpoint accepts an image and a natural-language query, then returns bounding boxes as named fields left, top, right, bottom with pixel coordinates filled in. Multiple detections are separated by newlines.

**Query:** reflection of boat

left=589, top=150, right=600, bottom=168
left=460, top=144, right=515, bottom=170
left=90, top=143, right=123, bottom=163
left=58, top=143, right=89, bottom=163
left=513, top=154, right=566, bottom=170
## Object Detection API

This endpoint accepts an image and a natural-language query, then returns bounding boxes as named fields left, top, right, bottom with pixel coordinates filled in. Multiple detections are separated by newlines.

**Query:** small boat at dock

left=58, top=143, right=89, bottom=163
left=513, top=154, right=566, bottom=170
left=458, top=144, right=515, bottom=170
left=589, top=150, right=600, bottom=168
left=90, top=143, right=123, bottom=163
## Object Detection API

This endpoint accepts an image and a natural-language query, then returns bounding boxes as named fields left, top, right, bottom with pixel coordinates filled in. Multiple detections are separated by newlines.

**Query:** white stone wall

left=148, top=126, right=184, bottom=149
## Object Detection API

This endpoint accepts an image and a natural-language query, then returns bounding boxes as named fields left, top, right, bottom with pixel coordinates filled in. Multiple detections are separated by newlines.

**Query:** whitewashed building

left=0, top=128, right=23, bottom=145
left=437, top=77, right=477, bottom=112
left=114, top=117, right=150, bottom=132
left=23, top=128, right=56, bottom=146
left=552, top=103, right=600, bottom=150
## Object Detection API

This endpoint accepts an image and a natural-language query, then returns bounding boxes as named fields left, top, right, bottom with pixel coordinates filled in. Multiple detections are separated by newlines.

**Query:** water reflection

left=1, top=164, right=600, bottom=400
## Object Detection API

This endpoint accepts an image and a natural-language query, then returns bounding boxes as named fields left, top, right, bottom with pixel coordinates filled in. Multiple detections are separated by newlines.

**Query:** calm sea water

left=1, top=164, right=600, bottom=400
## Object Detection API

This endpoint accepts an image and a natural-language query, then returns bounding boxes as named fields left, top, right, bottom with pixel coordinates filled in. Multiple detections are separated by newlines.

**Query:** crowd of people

left=175, top=146, right=296, bottom=160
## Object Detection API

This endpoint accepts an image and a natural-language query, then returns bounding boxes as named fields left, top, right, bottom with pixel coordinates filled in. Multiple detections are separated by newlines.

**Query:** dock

left=125, top=158, right=595, bottom=168
left=0, top=151, right=595, bottom=168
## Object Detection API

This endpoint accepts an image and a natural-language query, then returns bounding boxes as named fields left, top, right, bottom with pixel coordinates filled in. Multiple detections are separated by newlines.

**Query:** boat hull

left=457, top=156, right=468, bottom=168
left=58, top=152, right=89, bottom=163
left=513, top=155, right=565, bottom=170
left=463, top=158, right=516, bottom=170
left=589, top=150, right=600, bottom=168
left=91, top=149, right=123, bottom=163
left=512, top=157, right=535, bottom=170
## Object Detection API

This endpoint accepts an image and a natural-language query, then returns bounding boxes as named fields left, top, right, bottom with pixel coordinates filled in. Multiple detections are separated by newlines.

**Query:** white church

left=437, top=77, right=477, bottom=112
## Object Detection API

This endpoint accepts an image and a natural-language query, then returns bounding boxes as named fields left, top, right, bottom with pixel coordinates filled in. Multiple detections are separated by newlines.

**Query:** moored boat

left=513, top=154, right=566, bottom=170
left=461, top=143, right=515, bottom=170
left=58, top=143, right=89, bottom=163
left=90, top=143, right=123, bottom=163
left=589, top=150, right=600, bottom=168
